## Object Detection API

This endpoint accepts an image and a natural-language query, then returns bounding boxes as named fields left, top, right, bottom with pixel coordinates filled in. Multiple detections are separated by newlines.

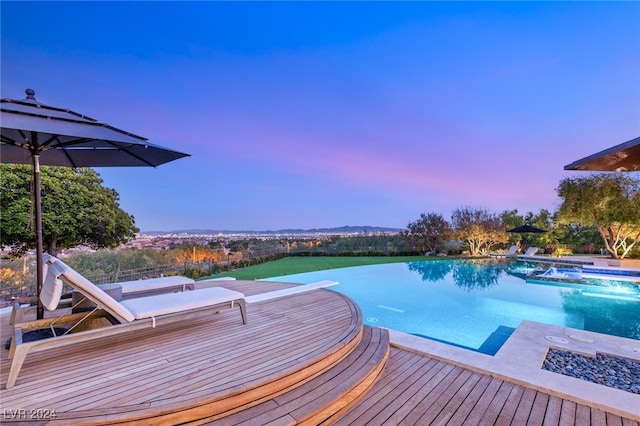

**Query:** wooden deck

left=333, top=347, right=639, bottom=425
left=1, top=280, right=638, bottom=425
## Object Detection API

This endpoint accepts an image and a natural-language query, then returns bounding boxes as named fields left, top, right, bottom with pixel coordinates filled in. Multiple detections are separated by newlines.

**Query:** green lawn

left=201, top=255, right=440, bottom=280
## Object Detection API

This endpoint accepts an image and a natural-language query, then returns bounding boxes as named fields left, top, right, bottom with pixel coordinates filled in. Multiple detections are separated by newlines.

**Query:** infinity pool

left=265, top=260, right=640, bottom=353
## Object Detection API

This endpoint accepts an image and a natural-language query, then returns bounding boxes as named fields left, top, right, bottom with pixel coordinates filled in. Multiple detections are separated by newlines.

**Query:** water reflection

left=561, top=290, right=640, bottom=340
left=407, top=259, right=511, bottom=291
left=406, top=260, right=452, bottom=282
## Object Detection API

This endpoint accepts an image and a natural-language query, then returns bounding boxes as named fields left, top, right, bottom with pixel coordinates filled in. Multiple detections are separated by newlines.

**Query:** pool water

left=265, top=260, right=640, bottom=353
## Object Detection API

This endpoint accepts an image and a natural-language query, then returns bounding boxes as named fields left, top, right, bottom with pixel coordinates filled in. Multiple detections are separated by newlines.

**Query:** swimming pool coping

left=245, top=280, right=339, bottom=303
left=388, top=320, right=640, bottom=421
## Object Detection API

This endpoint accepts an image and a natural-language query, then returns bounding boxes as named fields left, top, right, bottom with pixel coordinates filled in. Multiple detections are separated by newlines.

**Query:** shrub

left=182, top=267, right=206, bottom=279
left=553, top=247, right=573, bottom=257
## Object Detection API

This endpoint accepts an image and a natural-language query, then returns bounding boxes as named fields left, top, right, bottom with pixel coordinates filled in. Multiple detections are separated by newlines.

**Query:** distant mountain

left=269, top=225, right=404, bottom=234
left=141, top=225, right=403, bottom=235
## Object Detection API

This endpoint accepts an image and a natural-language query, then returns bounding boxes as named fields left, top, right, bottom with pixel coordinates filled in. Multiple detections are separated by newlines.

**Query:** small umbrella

left=1, top=89, right=190, bottom=318
left=507, top=225, right=547, bottom=251
left=506, top=225, right=548, bottom=234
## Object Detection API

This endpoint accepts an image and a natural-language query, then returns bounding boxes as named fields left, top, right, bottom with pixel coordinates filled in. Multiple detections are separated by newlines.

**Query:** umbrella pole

left=32, top=154, right=44, bottom=320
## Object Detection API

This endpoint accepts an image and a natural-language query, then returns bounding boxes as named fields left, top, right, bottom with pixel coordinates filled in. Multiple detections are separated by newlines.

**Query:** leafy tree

left=0, top=257, right=33, bottom=295
left=405, top=212, right=452, bottom=254
left=499, top=209, right=558, bottom=250
left=451, top=207, right=508, bottom=256
left=514, top=209, right=557, bottom=249
left=499, top=209, right=523, bottom=246
left=555, top=223, right=601, bottom=247
left=170, top=242, right=226, bottom=264
left=0, top=164, right=139, bottom=257
left=556, top=173, right=640, bottom=259
left=526, top=209, right=556, bottom=246
left=65, top=248, right=177, bottom=280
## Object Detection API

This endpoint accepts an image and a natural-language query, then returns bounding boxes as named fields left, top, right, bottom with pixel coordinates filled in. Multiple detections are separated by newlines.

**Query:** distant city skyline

left=2, top=2, right=638, bottom=232
left=139, top=225, right=404, bottom=235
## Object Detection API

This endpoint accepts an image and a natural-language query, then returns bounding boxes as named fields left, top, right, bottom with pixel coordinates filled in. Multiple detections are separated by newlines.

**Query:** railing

left=85, top=264, right=186, bottom=284
left=1, top=247, right=418, bottom=304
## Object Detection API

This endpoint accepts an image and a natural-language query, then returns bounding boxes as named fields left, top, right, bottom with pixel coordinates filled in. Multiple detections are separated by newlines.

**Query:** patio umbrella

left=1, top=89, right=190, bottom=318
left=506, top=225, right=548, bottom=234
left=507, top=225, right=547, bottom=250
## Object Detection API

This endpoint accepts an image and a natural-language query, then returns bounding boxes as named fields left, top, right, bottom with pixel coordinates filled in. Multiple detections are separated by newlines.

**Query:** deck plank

left=332, top=350, right=436, bottom=424
left=494, top=383, right=526, bottom=426
left=429, top=370, right=483, bottom=426
left=417, top=368, right=476, bottom=425
left=575, top=403, right=591, bottom=425
left=445, top=373, right=494, bottom=425
left=512, top=387, right=538, bottom=425
left=543, top=395, right=563, bottom=425
left=558, top=399, right=577, bottom=426
left=477, top=381, right=516, bottom=425
left=607, top=412, right=625, bottom=426
left=459, top=376, right=503, bottom=425
left=527, top=391, right=550, bottom=425
left=383, top=362, right=459, bottom=424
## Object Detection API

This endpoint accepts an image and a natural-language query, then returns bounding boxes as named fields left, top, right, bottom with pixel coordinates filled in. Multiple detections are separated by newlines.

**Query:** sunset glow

left=2, top=2, right=638, bottom=231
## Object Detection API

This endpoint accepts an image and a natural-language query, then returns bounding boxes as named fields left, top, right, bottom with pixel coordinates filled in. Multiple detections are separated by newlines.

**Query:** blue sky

left=2, top=1, right=639, bottom=232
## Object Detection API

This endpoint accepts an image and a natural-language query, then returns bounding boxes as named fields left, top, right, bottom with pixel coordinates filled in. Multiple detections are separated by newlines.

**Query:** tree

left=500, top=209, right=523, bottom=246
left=170, top=242, right=226, bottom=264
left=406, top=212, right=452, bottom=254
left=1, top=164, right=139, bottom=257
left=514, top=209, right=557, bottom=249
left=499, top=209, right=559, bottom=249
left=451, top=207, right=508, bottom=256
left=556, top=173, right=640, bottom=259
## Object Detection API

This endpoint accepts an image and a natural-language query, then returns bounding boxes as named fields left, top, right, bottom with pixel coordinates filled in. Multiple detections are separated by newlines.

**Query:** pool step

left=202, top=326, right=390, bottom=425
left=478, top=325, right=515, bottom=355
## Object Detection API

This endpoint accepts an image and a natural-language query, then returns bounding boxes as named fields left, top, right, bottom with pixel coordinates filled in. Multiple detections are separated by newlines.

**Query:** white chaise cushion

left=44, top=254, right=136, bottom=323
left=119, top=276, right=195, bottom=294
left=120, top=287, right=245, bottom=320
left=40, top=260, right=64, bottom=311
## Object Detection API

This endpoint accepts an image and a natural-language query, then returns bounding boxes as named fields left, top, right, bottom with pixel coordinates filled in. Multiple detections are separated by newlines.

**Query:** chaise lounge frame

left=5, top=255, right=247, bottom=389
left=490, top=245, right=519, bottom=258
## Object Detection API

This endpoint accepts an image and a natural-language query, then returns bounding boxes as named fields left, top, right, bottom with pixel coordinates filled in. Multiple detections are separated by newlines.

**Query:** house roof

left=564, top=136, right=640, bottom=172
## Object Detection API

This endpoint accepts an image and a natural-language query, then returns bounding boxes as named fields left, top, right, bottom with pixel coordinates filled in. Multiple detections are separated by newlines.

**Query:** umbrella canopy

left=507, top=225, right=547, bottom=234
left=1, top=90, right=189, bottom=167
left=564, top=136, right=640, bottom=172
left=1, top=89, right=190, bottom=318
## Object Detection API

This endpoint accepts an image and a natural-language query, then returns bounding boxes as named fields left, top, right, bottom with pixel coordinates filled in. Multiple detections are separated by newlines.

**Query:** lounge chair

left=9, top=275, right=201, bottom=325
left=490, top=245, right=519, bottom=258
left=516, top=247, right=541, bottom=261
left=5, top=254, right=247, bottom=389
left=119, top=275, right=196, bottom=298
left=119, top=275, right=239, bottom=298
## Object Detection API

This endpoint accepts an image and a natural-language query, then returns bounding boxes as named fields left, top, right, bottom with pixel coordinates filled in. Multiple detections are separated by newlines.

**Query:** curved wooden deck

left=0, top=281, right=364, bottom=425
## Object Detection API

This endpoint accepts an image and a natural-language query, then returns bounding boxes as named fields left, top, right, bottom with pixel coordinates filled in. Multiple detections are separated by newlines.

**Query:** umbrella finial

left=25, top=88, right=36, bottom=100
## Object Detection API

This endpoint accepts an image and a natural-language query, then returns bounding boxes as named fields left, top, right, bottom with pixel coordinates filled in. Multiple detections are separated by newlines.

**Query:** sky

left=1, top=1, right=639, bottom=232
